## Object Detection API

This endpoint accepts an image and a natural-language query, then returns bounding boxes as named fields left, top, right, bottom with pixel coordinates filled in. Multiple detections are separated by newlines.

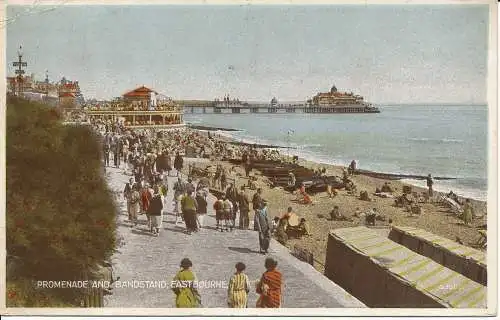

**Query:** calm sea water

left=185, top=105, right=488, bottom=201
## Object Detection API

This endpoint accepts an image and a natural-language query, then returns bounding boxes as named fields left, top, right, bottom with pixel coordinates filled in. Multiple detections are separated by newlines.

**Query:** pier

left=179, top=101, right=308, bottom=114
left=177, top=101, right=378, bottom=114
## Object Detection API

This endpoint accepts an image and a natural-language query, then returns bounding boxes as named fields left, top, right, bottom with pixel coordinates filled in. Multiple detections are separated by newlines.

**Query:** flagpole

left=286, top=129, right=294, bottom=163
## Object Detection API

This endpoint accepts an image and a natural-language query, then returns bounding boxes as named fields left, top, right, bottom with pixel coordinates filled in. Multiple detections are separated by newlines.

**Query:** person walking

left=114, top=135, right=123, bottom=168
left=222, top=195, right=233, bottom=232
left=214, top=197, right=224, bottom=231
left=252, top=188, right=263, bottom=213
left=426, top=174, right=434, bottom=198
left=103, top=138, right=110, bottom=167
left=181, top=190, right=198, bottom=234
left=244, top=155, right=252, bottom=177
left=139, top=183, right=151, bottom=229
left=173, top=177, right=186, bottom=224
left=160, top=176, right=169, bottom=209
left=123, top=178, right=133, bottom=219
left=148, top=186, right=164, bottom=236
left=227, top=262, right=251, bottom=308
left=166, top=151, right=173, bottom=177
left=110, top=134, right=118, bottom=167
left=122, top=136, right=129, bottom=169
left=171, top=258, right=201, bottom=308
left=220, top=168, right=228, bottom=192
left=128, top=183, right=141, bottom=227
left=462, top=199, right=474, bottom=226
left=254, top=201, right=271, bottom=254
left=195, top=191, right=207, bottom=229
left=256, top=258, right=282, bottom=308
left=238, top=186, right=250, bottom=229
left=226, top=183, right=239, bottom=229
left=174, top=152, right=184, bottom=177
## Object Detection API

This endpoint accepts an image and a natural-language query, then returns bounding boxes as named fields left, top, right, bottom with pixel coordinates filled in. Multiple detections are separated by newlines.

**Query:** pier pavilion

left=85, top=86, right=185, bottom=129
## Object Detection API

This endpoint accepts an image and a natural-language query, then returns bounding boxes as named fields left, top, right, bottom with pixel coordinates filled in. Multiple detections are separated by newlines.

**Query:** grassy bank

left=6, top=96, right=117, bottom=307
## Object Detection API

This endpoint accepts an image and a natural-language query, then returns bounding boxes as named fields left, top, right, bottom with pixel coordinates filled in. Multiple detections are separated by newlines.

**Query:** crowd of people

left=90, top=115, right=485, bottom=308
left=84, top=100, right=181, bottom=112
left=90, top=121, right=289, bottom=307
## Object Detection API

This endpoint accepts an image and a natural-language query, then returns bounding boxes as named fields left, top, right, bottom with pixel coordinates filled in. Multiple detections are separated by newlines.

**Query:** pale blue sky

left=6, top=4, right=490, bottom=103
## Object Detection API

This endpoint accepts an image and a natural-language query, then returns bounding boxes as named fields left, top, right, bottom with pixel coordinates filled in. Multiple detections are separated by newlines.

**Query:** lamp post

left=13, top=45, right=27, bottom=96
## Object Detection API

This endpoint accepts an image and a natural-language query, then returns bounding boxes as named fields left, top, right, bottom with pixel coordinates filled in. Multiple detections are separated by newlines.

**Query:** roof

left=62, top=83, right=78, bottom=89
left=123, top=86, right=155, bottom=98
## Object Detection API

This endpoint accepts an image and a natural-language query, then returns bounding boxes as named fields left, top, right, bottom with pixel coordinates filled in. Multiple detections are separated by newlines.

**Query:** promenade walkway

left=105, top=164, right=365, bottom=308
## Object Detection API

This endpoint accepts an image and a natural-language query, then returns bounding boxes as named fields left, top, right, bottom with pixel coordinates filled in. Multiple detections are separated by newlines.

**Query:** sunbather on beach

left=326, top=184, right=338, bottom=198
left=295, top=184, right=312, bottom=204
left=295, top=183, right=312, bottom=204
left=297, top=218, right=311, bottom=237
left=328, top=206, right=352, bottom=221
left=380, top=182, right=393, bottom=193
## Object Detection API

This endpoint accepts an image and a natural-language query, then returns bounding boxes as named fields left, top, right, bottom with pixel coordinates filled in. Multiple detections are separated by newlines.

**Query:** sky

left=5, top=4, right=490, bottom=104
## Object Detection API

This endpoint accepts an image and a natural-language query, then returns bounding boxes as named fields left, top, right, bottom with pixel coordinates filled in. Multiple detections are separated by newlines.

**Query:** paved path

left=105, top=165, right=365, bottom=308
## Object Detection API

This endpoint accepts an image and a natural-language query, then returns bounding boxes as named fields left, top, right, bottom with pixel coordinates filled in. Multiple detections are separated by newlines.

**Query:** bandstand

left=84, top=86, right=185, bottom=129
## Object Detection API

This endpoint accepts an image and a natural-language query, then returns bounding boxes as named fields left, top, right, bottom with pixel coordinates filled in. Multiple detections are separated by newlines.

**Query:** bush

left=6, top=96, right=117, bottom=306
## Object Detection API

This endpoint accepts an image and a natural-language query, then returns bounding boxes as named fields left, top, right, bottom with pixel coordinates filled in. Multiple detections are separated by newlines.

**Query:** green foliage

left=6, top=96, right=117, bottom=307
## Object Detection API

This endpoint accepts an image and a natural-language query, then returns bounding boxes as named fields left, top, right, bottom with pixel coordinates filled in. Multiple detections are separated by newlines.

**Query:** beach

left=185, top=105, right=488, bottom=202
left=185, top=129, right=487, bottom=273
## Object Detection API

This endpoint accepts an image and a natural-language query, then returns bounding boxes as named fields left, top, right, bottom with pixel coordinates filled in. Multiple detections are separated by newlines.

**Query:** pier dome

left=330, top=85, right=338, bottom=93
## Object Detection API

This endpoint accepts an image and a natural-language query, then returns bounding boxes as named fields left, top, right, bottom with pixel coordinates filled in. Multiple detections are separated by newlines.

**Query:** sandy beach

left=186, top=131, right=487, bottom=273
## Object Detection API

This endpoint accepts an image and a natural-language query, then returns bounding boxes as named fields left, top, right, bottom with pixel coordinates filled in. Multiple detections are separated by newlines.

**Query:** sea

left=184, top=105, right=489, bottom=202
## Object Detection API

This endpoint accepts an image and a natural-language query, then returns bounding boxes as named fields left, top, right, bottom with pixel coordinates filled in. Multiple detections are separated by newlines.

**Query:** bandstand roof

left=123, top=85, right=156, bottom=98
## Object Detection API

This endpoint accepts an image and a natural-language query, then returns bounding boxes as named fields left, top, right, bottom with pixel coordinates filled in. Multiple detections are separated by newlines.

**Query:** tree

left=6, top=96, right=117, bottom=306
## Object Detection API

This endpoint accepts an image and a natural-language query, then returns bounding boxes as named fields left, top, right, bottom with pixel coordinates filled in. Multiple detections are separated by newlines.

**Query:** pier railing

left=85, top=109, right=183, bottom=115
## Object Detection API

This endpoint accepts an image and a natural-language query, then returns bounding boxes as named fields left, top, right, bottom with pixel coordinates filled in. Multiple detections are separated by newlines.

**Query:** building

left=7, top=74, right=35, bottom=94
left=85, top=85, right=184, bottom=129
left=311, top=85, right=365, bottom=107
left=58, top=77, right=84, bottom=106
left=6, top=73, right=83, bottom=108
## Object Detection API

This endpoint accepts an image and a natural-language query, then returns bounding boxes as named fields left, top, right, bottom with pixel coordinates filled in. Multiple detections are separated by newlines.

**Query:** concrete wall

left=388, top=226, right=487, bottom=286
left=324, top=232, right=445, bottom=308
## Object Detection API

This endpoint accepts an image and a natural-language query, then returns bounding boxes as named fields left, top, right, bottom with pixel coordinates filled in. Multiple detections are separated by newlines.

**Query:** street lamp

left=13, top=45, right=27, bottom=96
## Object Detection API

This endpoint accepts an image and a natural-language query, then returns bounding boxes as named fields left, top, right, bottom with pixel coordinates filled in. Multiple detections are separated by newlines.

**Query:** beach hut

left=324, top=226, right=486, bottom=308
left=388, top=226, right=486, bottom=286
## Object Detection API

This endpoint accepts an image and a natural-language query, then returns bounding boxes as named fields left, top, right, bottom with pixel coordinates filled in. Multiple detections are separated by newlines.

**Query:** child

left=227, top=262, right=251, bottom=308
